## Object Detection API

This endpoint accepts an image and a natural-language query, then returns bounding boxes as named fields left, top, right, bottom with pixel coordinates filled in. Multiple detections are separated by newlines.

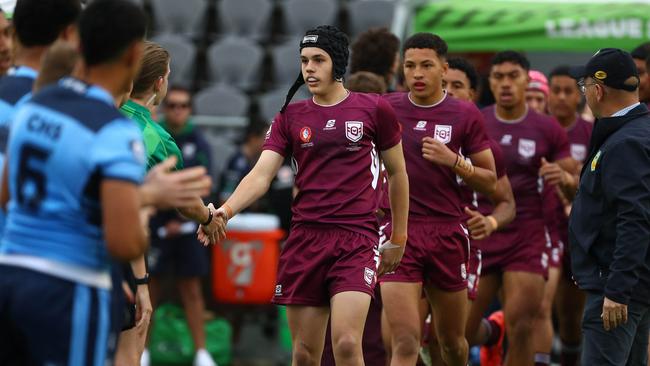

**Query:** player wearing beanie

left=206, top=25, right=410, bottom=366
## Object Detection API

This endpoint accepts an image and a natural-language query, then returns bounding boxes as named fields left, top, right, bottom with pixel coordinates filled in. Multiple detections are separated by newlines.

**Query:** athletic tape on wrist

left=487, top=215, right=498, bottom=231
left=221, top=204, right=233, bottom=221
left=454, top=154, right=475, bottom=177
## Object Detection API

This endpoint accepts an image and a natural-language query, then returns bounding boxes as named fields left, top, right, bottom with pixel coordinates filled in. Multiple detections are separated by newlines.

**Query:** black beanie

left=280, top=25, right=349, bottom=113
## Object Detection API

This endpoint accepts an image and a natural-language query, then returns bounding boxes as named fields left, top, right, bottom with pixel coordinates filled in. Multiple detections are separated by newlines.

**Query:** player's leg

left=425, top=285, right=469, bottom=366
left=330, top=291, right=372, bottom=366
left=176, top=234, right=214, bottom=366
left=287, top=305, right=331, bottom=366
left=533, top=265, right=561, bottom=365
left=466, top=272, right=502, bottom=346
left=381, top=306, right=392, bottom=364
left=381, top=281, right=424, bottom=365
left=502, top=270, right=545, bottom=366
left=555, top=270, right=585, bottom=366
left=178, top=278, right=211, bottom=356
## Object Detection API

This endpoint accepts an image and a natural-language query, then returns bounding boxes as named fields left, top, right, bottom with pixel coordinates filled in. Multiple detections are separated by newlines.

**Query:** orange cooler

left=212, top=214, right=284, bottom=304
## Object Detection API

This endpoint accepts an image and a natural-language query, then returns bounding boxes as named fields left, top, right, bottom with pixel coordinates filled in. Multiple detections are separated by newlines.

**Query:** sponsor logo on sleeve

left=265, top=123, right=273, bottom=140
left=275, top=284, right=282, bottom=296
left=345, top=121, right=364, bottom=142
left=518, top=138, right=536, bottom=158
left=570, top=143, right=587, bottom=162
left=433, top=124, right=452, bottom=144
left=130, top=139, right=145, bottom=164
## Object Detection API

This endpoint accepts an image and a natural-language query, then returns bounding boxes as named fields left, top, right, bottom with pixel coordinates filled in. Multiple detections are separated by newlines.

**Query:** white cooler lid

left=226, top=213, right=280, bottom=231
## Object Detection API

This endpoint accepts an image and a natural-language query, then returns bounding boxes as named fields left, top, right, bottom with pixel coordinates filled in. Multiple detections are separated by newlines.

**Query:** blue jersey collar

left=8, top=65, right=38, bottom=79
left=59, top=77, right=115, bottom=106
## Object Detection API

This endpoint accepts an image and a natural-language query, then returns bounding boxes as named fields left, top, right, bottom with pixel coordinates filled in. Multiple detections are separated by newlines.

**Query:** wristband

left=221, top=203, right=234, bottom=221
left=201, top=207, right=213, bottom=226
left=454, top=154, right=475, bottom=177
left=134, top=273, right=150, bottom=285
left=486, top=215, right=498, bottom=231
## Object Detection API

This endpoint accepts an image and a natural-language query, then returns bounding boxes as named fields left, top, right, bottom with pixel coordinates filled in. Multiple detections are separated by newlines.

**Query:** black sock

left=560, top=341, right=581, bottom=366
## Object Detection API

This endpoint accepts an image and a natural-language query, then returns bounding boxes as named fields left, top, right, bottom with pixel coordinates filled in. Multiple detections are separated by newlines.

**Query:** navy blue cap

left=569, top=48, right=639, bottom=91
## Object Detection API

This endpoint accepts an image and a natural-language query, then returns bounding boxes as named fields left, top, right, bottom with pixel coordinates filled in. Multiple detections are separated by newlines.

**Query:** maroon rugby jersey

left=482, top=106, right=571, bottom=223
left=544, top=117, right=593, bottom=242
left=382, top=92, right=491, bottom=220
left=264, top=92, right=401, bottom=238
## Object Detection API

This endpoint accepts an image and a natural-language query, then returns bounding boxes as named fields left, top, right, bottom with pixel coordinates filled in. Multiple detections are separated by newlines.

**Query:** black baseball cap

left=569, top=48, right=639, bottom=91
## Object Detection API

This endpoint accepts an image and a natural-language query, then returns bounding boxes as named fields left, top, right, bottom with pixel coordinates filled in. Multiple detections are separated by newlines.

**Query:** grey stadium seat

left=270, top=39, right=301, bottom=88
left=283, top=0, right=338, bottom=35
left=258, top=87, right=311, bottom=122
left=218, top=0, right=272, bottom=40
left=207, top=36, right=264, bottom=91
left=347, top=0, right=395, bottom=38
left=194, top=84, right=250, bottom=117
left=151, top=34, right=196, bottom=85
left=150, top=0, right=207, bottom=39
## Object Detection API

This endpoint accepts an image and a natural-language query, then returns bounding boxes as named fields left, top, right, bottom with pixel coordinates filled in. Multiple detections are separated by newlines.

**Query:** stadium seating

left=151, top=34, right=197, bottom=86
left=150, top=0, right=207, bottom=40
left=207, top=36, right=264, bottom=91
left=194, top=84, right=250, bottom=117
left=347, top=0, right=396, bottom=38
left=282, top=0, right=338, bottom=36
left=218, top=0, right=273, bottom=41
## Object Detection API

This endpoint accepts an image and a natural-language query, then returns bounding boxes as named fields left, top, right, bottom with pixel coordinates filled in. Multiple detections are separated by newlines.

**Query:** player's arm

left=464, top=175, right=516, bottom=240
left=421, top=139, right=497, bottom=195
left=0, top=159, right=8, bottom=210
left=463, top=148, right=497, bottom=195
left=379, top=142, right=409, bottom=276
left=102, top=180, right=148, bottom=260
left=217, top=150, right=285, bottom=220
left=540, top=156, right=579, bottom=201
left=139, top=156, right=211, bottom=209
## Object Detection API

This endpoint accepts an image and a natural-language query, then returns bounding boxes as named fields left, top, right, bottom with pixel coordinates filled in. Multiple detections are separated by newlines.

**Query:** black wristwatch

left=134, top=273, right=150, bottom=285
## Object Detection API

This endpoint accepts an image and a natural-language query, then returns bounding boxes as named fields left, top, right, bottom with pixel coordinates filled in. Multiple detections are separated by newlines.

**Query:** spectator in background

left=526, top=70, right=549, bottom=114
left=144, top=84, right=216, bottom=366
left=219, top=121, right=269, bottom=210
left=350, top=27, right=400, bottom=91
left=0, top=9, right=12, bottom=76
left=631, top=42, right=650, bottom=104
left=443, top=56, right=479, bottom=102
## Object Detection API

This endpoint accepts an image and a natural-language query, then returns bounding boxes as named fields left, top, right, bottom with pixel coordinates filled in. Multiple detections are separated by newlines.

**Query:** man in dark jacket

left=569, top=48, right=650, bottom=366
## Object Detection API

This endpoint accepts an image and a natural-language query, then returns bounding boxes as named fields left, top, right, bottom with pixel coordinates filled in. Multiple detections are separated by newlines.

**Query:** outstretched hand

left=144, top=156, right=212, bottom=209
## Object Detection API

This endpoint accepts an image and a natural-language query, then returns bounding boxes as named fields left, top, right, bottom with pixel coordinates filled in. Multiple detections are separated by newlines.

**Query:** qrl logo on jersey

left=345, top=121, right=364, bottom=142
left=571, top=143, right=587, bottom=162
left=518, top=138, right=536, bottom=158
left=364, top=267, right=375, bottom=286
left=300, top=127, right=312, bottom=143
left=414, top=120, right=427, bottom=131
left=433, top=125, right=452, bottom=144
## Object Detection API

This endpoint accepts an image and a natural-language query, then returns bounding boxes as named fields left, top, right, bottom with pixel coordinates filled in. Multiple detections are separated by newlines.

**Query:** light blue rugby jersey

left=0, top=66, right=38, bottom=235
left=0, top=77, right=146, bottom=288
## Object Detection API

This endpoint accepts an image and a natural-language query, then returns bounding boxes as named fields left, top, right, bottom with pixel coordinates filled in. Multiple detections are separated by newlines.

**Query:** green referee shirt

left=120, top=99, right=184, bottom=171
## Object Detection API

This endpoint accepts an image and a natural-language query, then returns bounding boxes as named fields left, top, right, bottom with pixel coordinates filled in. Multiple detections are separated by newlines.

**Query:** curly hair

left=350, top=27, right=400, bottom=84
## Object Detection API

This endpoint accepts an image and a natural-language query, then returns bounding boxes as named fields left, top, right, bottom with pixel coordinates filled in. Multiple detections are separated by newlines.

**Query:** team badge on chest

left=518, top=138, right=536, bottom=158
left=300, top=127, right=312, bottom=143
left=570, top=144, right=587, bottom=162
left=433, top=125, right=452, bottom=144
left=345, top=121, right=364, bottom=142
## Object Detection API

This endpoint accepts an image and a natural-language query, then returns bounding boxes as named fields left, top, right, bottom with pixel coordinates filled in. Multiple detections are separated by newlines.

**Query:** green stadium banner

left=414, top=0, right=650, bottom=52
